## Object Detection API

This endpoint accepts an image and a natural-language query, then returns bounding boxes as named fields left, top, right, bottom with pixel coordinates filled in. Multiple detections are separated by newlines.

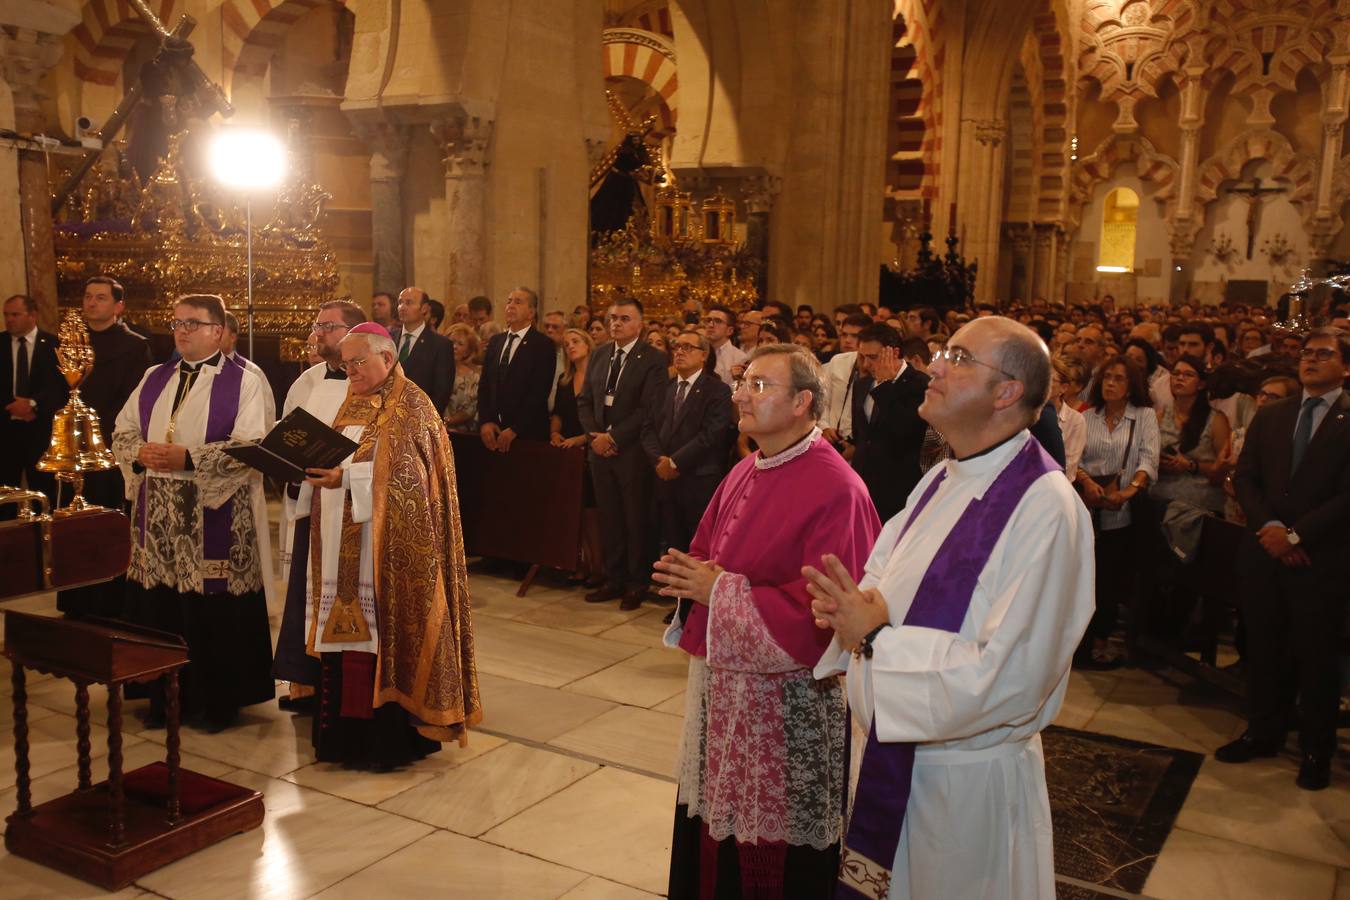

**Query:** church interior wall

left=1070, top=163, right=1172, bottom=305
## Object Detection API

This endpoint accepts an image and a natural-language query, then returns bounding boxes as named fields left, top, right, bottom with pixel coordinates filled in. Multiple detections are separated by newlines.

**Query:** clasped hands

left=652, top=549, right=722, bottom=606
left=803, top=554, right=890, bottom=652
left=588, top=431, right=618, bottom=457
left=1078, top=477, right=1137, bottom=511
left=480, top=423, right=517, bottom=453
left=137, top=442, right=188, bottom=472
left=4, top=397, right=36, bottom=422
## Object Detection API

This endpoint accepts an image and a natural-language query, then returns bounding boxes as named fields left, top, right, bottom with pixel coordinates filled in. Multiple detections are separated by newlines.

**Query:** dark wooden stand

left=3, top=612, right=265, bottom=890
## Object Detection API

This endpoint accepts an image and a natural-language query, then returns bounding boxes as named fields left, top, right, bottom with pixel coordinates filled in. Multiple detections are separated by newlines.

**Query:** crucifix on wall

left=1224, top=177, right=1287, bottom=260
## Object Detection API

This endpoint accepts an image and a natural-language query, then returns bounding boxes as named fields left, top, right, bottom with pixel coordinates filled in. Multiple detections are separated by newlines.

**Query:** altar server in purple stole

left=654, top=343, right=882, bottom=899
left=808, top=317, right=1094, bottom=900
left=112, top=294, right=276, bottom=733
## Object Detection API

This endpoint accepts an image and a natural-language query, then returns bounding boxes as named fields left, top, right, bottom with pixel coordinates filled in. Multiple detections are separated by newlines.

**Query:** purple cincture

left=837, top=437, right=1058, bottom=899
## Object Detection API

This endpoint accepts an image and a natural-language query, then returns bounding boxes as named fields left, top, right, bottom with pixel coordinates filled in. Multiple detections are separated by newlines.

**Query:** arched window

left=1097, top=187, right=1139, bottom=273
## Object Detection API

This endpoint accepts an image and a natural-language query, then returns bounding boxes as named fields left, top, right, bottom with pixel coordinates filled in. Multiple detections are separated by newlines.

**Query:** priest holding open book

left=299, top=321, right=482, bottom=769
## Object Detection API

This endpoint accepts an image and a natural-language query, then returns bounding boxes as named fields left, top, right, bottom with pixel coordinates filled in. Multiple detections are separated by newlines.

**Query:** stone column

left=958, top=117, right=1007, bottom=303
left=1032, top=224, right=1057, bottom=302
left=1310, top=54, right=1350, bottom=259
left=0, top=26, right=69, bottom=328
left=741, top=175, right=781, bottom=299
left=437, top=117, right=493, bottom=310
left=362, top=120, right=409, bottom=295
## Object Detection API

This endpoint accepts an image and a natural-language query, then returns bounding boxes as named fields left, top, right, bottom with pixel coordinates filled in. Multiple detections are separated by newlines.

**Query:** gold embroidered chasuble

left=308, top=367, right=482, bottom=743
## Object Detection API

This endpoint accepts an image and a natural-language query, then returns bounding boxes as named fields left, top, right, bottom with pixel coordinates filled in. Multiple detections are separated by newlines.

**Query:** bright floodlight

left=209, top=130, right=286, bottom=189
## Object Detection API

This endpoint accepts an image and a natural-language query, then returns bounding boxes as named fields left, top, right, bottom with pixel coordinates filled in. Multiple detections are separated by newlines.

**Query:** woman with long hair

left=550, top=328, right=605, bottom=585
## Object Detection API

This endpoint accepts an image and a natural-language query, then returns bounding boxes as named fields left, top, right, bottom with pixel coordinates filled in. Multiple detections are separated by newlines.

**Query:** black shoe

left=620, top=590, right=647, bottom=611
left=202, top=712, right=238, bottom=734
left=1295, top=753, right=1331, bottom=791
left=585, top=586, right=624, bottom=604
left=1214, top=731, right=1284, bottom=763
left=278, top=695, right=316, bottom=714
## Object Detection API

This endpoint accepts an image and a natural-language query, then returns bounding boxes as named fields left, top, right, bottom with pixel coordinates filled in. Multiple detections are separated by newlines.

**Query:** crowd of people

left=3, top=275, right=1348, bottom=897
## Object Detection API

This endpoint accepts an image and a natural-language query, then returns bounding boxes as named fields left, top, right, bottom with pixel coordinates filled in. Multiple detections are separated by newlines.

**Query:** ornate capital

left=436, top=118, right=494, bottom=179
left=740, top=175, right=782, bottom=215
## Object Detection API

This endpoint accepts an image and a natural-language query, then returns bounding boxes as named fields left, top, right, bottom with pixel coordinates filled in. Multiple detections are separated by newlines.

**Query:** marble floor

left=1, top=573, right=1347, bottom=900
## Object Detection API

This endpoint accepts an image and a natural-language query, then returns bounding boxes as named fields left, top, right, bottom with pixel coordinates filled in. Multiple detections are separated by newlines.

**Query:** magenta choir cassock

left=663, top=429, right=882, bottom=899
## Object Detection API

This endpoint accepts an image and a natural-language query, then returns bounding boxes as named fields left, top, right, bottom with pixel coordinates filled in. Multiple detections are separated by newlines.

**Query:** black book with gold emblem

left=222, top=407, right=359, bottom=483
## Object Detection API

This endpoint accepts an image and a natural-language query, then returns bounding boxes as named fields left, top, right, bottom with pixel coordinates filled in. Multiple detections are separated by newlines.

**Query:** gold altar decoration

left=52, top=128, right=339, bottom=341
left=591, top=182, right=759, bottom=319
left=36, top=311, right=116, bottom=514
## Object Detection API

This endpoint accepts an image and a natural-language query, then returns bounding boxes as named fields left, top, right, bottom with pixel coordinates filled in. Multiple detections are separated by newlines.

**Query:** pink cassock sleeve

left=680, top=489, right=881, bottom=669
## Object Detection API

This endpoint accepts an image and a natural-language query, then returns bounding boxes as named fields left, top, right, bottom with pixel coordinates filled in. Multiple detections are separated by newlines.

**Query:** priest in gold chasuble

left=303, top=322, right=481, bottom=768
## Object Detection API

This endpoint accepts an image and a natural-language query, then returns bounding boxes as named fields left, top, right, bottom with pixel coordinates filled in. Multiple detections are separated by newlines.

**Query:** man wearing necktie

left=1224, top=327, right=1350, bottom=791
left=579, top=298, right=669, bottom=609
left=388, top=286, right=455, bottom=414
left=1, top=294, right=67, bottom=512
left=478, top=287, right=556, bottom=451
left=641, top=330, right=733, bottom=576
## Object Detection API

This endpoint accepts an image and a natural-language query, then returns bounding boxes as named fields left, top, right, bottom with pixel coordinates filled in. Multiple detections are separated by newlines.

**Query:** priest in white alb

left=808, top=317, right=1094, bottom=900
left=112, top=294, right=276, bottom=733
left=272, top=299, right=366, bottom=711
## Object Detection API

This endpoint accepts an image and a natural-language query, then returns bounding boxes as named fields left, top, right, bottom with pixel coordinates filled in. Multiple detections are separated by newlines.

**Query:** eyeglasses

left=311, top=322, right=348, bottom=334
left=168, top=319, right=220, bottom=333
left=732, top=376, right=791, bottom=396
left=930, top=346, right=1016, bottom=380
left=705, top=316, right=729, bottom=326
left=1299, top=348, right=1340, bottom=362
left=1257, top=390, right=1287, bottom=402
left=673, top=342, right=704, bottom=353
left=340, top=356, right=374, bottom=373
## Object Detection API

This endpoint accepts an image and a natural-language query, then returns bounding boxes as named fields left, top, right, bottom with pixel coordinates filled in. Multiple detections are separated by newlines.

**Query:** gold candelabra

left=36, top=311, right=115, bottom=514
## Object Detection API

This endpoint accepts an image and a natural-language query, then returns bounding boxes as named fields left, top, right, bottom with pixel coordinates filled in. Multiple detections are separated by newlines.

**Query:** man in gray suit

left=579, top=298, right=668, bottom=610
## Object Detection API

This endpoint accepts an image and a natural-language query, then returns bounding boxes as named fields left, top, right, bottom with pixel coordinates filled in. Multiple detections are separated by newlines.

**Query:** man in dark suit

left=479, top=287, right=557, bottom=449
left=1221, top=326, right=1350, bottom=791
left=850, top=323, right=929, bottom=522
left=58, top=276, right=152, bottom=616
left=389, top=286, right=454, bottom=413
left=641, top=330, right=732, bottom=557
left=1, top=294, right=68, bottom=506
left=579, top=297, right=668, bottom=610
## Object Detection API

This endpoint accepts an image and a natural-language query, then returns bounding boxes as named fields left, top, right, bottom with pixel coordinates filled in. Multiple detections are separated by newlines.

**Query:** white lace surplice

left=675, top=572, right=847, bottom=850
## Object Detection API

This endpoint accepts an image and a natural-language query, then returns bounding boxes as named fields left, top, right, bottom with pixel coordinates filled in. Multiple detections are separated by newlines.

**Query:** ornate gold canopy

left=52, top=128, right=339, bottom=351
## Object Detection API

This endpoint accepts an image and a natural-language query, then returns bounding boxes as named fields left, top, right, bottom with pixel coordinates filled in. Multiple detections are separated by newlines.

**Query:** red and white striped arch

left=70, top=0, right=177, bottom=86
left=220, top=0, right=349, bottom=97
left=601, top=28, right=678, bottom=133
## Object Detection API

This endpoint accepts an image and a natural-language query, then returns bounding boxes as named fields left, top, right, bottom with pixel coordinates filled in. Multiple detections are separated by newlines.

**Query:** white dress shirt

left=499, top=325, right=530, bottom=365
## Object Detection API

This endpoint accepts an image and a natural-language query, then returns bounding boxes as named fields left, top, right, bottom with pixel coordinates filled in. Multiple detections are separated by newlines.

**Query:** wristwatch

left=1286, top=528, right=1301, bottom=546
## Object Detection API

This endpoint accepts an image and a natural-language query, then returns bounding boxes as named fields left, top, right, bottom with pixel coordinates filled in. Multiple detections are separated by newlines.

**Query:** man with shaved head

left=808, top=317, right=1094, bottom=899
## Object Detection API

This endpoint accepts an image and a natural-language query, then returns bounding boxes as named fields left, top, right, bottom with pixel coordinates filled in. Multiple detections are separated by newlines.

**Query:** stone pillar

left=362, top=120, right=409, bottom=295
left=957, top=117, right=1007, bottom=303
left=1311, top=54, right=1350, bottom=259
left=437, top=117, right=493, bottom=310
left=1032, top=224, right=1057, bottom=302
left=741, top=175, right=781, bottom=299
left=0, top=26, right=69, bottom=328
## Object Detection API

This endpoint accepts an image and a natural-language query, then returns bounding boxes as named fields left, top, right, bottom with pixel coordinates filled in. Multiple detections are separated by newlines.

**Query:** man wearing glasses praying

left=111, top=294, right=276, bottom=732
left=654, top=343, right=881, bottom=897
left=273, top=299, right=367, bottom=712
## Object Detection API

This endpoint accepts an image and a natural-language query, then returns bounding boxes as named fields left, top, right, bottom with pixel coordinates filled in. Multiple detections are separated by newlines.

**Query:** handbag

left=1084, top=415, right=1138, bottom=530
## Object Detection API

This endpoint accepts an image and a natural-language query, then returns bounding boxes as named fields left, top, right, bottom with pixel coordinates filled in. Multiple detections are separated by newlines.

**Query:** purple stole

left=136, top=359, right=245, bottom=595
left=837, top=437, right=1058, bottom=900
